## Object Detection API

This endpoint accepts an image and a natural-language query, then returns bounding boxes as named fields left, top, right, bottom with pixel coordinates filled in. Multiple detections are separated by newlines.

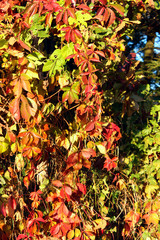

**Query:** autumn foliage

left=0, top=0, right=160, bottom=239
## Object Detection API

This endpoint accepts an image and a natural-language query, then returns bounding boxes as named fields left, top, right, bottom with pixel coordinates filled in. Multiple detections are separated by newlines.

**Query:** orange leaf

left=143, top=212, right=159, bottom=225
left=67, top=229, right=74, bottom=239
left=23, top=176, right=30, bottom=189
left=9, top=98, right=20, bottom=122
left=13, top=80, right=22, bottom=97
left=52, top=180, right=63, bottom=187
left=21, top=73, right=31, bottom=92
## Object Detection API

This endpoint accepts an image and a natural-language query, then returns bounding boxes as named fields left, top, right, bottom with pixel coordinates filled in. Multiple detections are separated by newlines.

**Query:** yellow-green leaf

left=97, top=144, right=106, bottom=154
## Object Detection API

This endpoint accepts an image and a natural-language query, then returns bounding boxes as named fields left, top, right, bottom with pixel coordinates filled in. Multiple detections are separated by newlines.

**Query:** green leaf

left=4, top=170, right=11, bottom=181
left=38, top=31, right=50, bottom=38
left=154, top=133, right=160, bottom=145
left=39, top=178, right=49, bottom=191
left=50, top=49, right=62, bottom=60
left=142, top=231, right=151, bottom=240
left=0, top=176, right=6, bottom=185
left=0, top=39, right=7, bottom=49
left=42, top=103, right=55, bottom=116
left=26, top=69, right=39, bottom=79
left=42, top=61, right=54, bottom=72
left=27, top=52, right=45, bottom=61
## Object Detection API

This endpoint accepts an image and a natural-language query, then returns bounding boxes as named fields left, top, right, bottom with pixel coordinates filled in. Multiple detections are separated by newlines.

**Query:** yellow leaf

left=87, top=141, right=95, bottom=149
left=15, top=153, right=24, bottom=171
left=67, top=229, right=74, bottom=239
left=152, top=200, right=160, bottom=211
left=75, top=228, right=81, bottom=237
left=8, top=37, right=16, bottom=46
left=97, top=144, right=106, bottom=154
left=7, top=49, right=24, bottom=58
left=116, top=179, right=126, bottom=190
left=94, top=219, right=107, bottom=230
left=145, top=184, right=159, bottom=199
left=19, top=221, right=25, bottom=232
left=58, top=75, right=69, bottom=89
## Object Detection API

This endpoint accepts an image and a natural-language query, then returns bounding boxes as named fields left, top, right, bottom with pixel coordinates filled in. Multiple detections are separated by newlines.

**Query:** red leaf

left=56, top=10, right=63, bottom=23
left=61, top=27, right=71, bottom=31
left=77, top=4, right=90, bottom=10
left=63, top=10, right=68, bottom=25
left=97, top=6, right=105, bottom=16
left=50, top=224, right=60, bottom=235
left=90, top=58, right=101, bottom=62
left=66, top=54, right=76, bottom=59
left=8, top=131, right=16, bottom=142
left=59, top=202, right=69, bottom=216
left=65, top=30, right=71, bottom=42
left=46, top=12, right=53, bottom=28
left=1, top=203, right=6, bottom=217
left=17, top=234, right=28, bottom=240
left=36, top=217, right=45, bottom=222
left=125, top=211, right=140, bottom=227
left=52, top=180, right=63, bottom=187
left=99, top=0, right=107, bottom=5
left=107, top=8, right=116, bottom=27
left=95, top=50, right=106, bottom=58
left=17, top=39, right=31, bottom=52
left=70, top=30, right=75, bottom=43
left=85, top=121, right=95, bottom=131
left=27, top=219, right=34, bottom=229
left=8, top=196, right=17, bottom=210
left=67, top=8, right=76, bottom=19
left=77, top=183, right=86, bottom=194
left=81, top=61, right=87, bottom=72
left=103, top=156, right=118, bottom=171
left=64, top=185, right=72, bottom=196
left=61, top=223, right=71, bottom=235
left=103, top=8, right=110, bottom=22
left=74, top=29, right=82, bottom=38
left=81, top=148, right=96, bottom=159
left=66, top=152, right=78, bottom=169
left=23, top=3, right=37, bottom=18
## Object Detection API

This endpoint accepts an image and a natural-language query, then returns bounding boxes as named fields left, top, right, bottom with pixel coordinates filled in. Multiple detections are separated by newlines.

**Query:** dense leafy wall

left=0, top=0, right=160, bottom=239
